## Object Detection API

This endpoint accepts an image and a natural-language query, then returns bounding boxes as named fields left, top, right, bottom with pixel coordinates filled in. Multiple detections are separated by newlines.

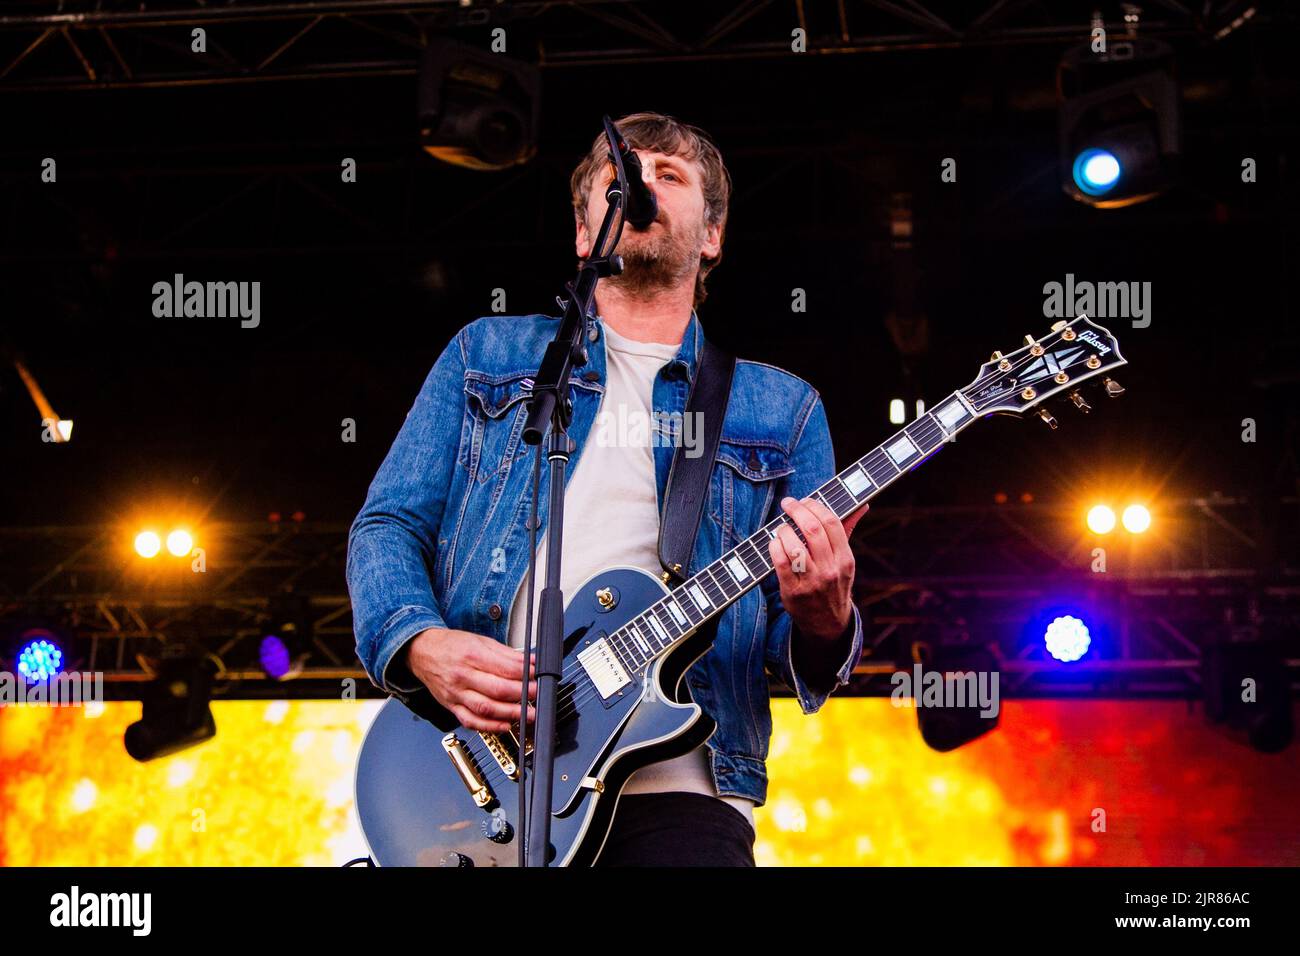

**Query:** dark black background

left=2, top=5, right=1296, bottom=531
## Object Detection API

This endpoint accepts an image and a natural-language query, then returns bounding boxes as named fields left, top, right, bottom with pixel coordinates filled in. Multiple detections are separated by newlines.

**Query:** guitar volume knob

left=481, top=811, right=514, bottom=845
left=439, top=851, right=474, bottom=867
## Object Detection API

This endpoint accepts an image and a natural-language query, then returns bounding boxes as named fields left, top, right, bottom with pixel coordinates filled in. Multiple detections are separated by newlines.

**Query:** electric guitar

left=354, top=315, right=1128, bottom=866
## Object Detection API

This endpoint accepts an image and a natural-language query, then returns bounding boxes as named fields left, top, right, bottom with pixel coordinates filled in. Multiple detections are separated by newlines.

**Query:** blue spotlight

left=259, top=634, right=291, bottom=680
left=1072, top=148, right=1121, bottom=196
left=1044, top=615, right=1092, bottom=663
left=17, top=633, right=64, bottom=682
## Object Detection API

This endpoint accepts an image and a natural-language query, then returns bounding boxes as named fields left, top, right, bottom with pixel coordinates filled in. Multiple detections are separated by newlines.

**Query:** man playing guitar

left=348, top=112, right=868, bottom=866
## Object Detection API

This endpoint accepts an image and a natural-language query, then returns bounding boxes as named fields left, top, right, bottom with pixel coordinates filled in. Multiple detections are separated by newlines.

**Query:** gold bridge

left=478, top=730, right=520, bottom=780
left=441, top=732, right=493, bottom=808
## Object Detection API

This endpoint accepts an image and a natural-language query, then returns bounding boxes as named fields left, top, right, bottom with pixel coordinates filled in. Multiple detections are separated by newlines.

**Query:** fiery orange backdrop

left=1, top=698, right=1296, bottom=866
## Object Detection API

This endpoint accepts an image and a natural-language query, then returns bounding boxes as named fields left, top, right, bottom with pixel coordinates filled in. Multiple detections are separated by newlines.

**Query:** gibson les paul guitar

left=354, top=315, right=1128, bottom=866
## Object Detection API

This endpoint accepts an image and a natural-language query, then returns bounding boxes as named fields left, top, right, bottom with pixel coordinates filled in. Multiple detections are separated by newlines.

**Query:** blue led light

left=1072, top=148, right=1121, bottom=196
left=259, top=634, right=291, bottom=680
left=17, top=638, right=64, bottom=682
left=1044, top=615, right=1092, bottom=663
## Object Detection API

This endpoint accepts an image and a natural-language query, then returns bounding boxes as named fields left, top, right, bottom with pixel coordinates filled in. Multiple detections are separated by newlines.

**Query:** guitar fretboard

left=602, top=389, right=982, bottom=673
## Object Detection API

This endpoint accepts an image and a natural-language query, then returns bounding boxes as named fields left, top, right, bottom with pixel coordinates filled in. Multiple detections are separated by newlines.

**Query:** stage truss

left=0, top=0, right=1279, bottom=91
left=1, top=494, right=1295, bottom=700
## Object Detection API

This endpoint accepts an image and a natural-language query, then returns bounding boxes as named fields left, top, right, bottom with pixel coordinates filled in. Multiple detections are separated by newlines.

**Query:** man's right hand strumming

left=402, top=628, right=537, bottom=733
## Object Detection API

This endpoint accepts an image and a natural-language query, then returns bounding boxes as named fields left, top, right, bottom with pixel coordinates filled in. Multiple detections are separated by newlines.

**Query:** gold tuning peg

left=1069, top=390, right=1092, bottom=413
left=1024, top=334, right=1036, bottom=346
left=1104, top=377, right=1125, bottom=398
left=1038, top=408, right=1058, bottom=429
left=989, top=350, right=1003, bottom=361
left=1051, top=320, right=1068, bottom=332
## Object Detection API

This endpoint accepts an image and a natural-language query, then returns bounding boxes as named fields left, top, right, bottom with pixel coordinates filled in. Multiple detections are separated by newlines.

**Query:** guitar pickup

left=577, top=637, right=632, bottom=699
left=442, top=733, right=493, bottom=808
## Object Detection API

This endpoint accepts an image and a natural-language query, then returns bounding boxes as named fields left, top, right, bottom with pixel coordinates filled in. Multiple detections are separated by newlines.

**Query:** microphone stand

left=517, top=115, right=635, bottom=867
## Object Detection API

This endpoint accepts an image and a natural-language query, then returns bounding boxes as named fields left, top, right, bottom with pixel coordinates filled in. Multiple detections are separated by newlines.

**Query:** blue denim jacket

left=347, top=310, right=864, bottom=806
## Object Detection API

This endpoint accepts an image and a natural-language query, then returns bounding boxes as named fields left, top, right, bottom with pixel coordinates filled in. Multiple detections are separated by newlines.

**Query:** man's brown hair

left=569, top=112, right=732, bottom=309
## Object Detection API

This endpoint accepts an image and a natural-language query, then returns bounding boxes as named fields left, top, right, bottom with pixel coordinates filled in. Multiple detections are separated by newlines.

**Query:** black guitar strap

left=657, top=337, right=736, bottom=587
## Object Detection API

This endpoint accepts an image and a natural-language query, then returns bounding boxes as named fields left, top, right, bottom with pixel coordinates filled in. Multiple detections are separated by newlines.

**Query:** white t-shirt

left=506, top=318, right=756, bottom=833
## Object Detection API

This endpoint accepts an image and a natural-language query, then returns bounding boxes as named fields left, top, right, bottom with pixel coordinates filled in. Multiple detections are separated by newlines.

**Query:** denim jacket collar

left=591, top=308, right=703, bottom=384
left=672, top=308, right=704, bottom=382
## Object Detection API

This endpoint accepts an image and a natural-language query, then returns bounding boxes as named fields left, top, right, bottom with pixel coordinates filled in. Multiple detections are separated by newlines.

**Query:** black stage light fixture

left=124, top=646, right=219, bottom=762
left=906, top=642, right=1002, bottom=752
left=1058, top=35, right=1180, bottom=208
left=1203, top=636, right=1294, bottom=754
left=417, top=36, right=540, bottom=171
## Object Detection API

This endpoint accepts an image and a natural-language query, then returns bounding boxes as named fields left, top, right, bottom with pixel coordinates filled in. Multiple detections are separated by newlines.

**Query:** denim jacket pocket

left=464, top=369, right=535, bottom=419
left=441, top=369, right=535, bottom=597
left=463, top=370, right=534, bottom=484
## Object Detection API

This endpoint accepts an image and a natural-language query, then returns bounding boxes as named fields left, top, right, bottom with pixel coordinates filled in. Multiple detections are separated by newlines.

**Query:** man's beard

left=602, top=213, right=704, bottom=299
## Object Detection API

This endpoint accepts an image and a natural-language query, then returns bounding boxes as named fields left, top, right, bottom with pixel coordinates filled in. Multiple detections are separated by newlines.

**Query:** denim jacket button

left=488, top=603, right=502, bottom=620
left=582, top=370, right=600, bottom=382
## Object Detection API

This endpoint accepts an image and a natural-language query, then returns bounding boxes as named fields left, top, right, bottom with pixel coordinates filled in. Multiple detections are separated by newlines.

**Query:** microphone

left=610, top=132, right=659, bottom=230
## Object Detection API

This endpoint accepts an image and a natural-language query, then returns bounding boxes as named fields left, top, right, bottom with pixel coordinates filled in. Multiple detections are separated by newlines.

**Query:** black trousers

left=592, top=792, right=756, bottom=867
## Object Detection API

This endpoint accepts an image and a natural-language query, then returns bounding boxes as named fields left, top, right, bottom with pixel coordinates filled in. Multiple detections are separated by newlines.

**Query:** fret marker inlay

left=885, top=435, right=918, bottom=464
left=935, top=399, right=969, bottom=432
left=630, top=625, right=650, bottom=654
left=666, top=600, right=688, bottom=626
left=843, top=466, right=873, bottom=497
left=646, top=615, right=669, bottom=644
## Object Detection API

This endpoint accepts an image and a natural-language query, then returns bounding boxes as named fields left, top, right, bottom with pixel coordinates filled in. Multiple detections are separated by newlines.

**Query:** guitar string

left=466, top=338, right=1102, bottom=788
left=500, top=340, right=1074, bottom=733
left=478, top=453, right=908, bottom=780
left=471, top=498, right=855, bottom=783
left=476, top=338, right=1091, bottom=764
left=546, top=340, right=1080, bottom=726
left=522, top=473, right=866, bottom=726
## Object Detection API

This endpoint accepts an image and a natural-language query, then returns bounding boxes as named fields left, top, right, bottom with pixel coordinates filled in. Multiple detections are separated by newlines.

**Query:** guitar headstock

left=962, top=315, right=1127, bottom=427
